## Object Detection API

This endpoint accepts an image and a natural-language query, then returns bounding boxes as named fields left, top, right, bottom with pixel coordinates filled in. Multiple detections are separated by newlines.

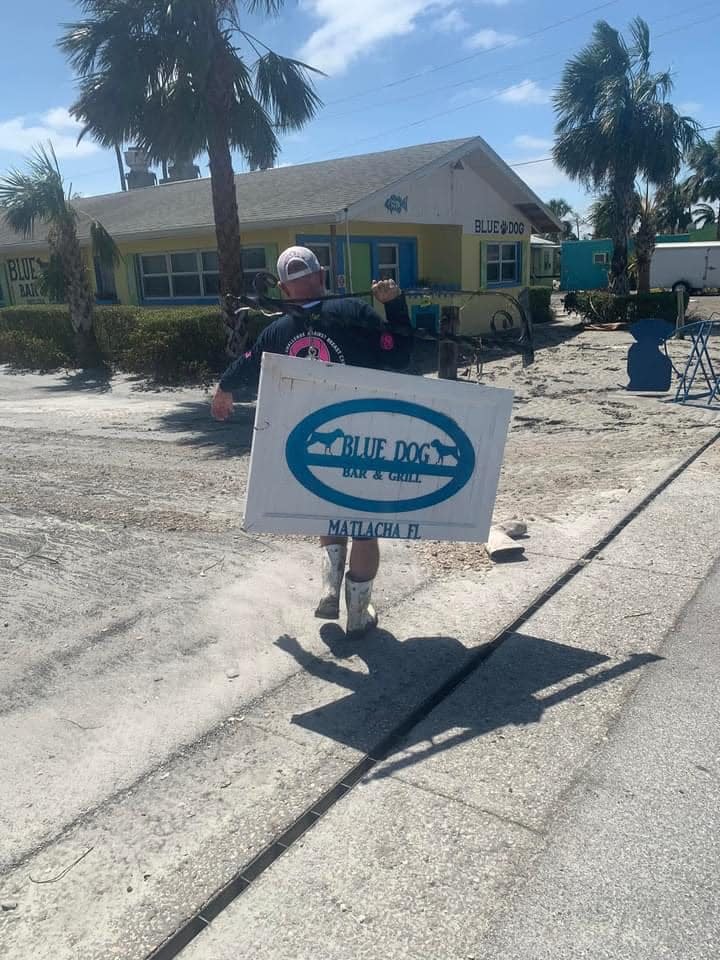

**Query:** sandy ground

left=2, top=305, right=720, bottom=956
left=2, top=309, right=720, bottom=623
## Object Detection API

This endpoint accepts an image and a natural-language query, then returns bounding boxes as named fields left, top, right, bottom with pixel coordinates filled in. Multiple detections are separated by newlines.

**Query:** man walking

left=211, top=246, right=411, bottom=638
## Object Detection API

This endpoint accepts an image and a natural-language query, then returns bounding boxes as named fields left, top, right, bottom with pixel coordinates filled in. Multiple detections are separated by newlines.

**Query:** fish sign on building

left=244, top=354, right=513, bottom=542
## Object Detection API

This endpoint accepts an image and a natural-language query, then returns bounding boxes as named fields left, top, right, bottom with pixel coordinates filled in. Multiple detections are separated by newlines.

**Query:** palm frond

left=0, top=142, right=71, bottom=237
left=89, top=219, right=122, bottom=267
left=244, top=0, right=284, bottom=15
left=628, top=17, right=651, bottom=71
left=254, top=52, right=323, bottom=131
left=692, top=203, right=717, bottom=228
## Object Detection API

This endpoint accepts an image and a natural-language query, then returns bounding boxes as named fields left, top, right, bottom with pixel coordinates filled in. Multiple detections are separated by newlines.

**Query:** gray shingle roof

left=0, top=138, right=476, bottom=249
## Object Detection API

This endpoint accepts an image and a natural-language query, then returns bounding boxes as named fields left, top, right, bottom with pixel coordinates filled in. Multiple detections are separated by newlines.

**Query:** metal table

left=665, top=316, right=720, bottom=405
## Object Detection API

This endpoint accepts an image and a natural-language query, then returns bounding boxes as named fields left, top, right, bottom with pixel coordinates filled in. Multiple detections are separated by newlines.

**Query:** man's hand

left=211, top=387, right=234, bottom=421
left=371, top=279, right=401, bottom=304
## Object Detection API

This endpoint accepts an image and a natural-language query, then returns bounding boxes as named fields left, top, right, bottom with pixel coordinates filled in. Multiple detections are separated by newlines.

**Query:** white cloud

left=477, top=0, right=513, bottom=5
left=498, top=79, right=552, bottom=105
left=437, top=8, right=468, bottom=32
left=513, top=134, right=553, bottom=151
left=0, top=109, right=98, bottom=159
left=511, top=157, right=573, bottom=194
left=41, top=107, right=82, bottom=130
left=298, top=0, right=452, bottom=75
left=466, top=28, right=519, bottom=49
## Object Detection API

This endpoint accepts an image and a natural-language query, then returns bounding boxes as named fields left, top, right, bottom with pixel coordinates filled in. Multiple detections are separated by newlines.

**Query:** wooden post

left=438, top=304, right=459, bottom=380
left=676, top=286, right=686, bottom=339
left=329, top=224, right=337, bottom=293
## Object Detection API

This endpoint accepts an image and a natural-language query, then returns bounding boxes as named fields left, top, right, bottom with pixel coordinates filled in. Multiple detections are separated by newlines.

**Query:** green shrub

left=94, top=305, right=142, bottom=359
left=0, top=305, right=75, bottom=355
left=0, top=330, right=70, bottom=371
left=0, top=302, right=274, bottom=382
left=529, top=286, right=553, bottom=324
left=117, top=308, right=225, bottom=383
left=562, top=290, right=688, bottom=325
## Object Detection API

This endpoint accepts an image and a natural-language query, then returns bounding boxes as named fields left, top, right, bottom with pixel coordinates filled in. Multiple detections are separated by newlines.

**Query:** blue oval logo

left=285, top=398, right=475, bottom=513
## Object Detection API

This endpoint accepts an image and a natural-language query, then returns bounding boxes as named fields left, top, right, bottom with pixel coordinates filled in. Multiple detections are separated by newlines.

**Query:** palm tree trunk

left=207, top=46, right=246, bottom=359
left=637, top=257, right=652, bottom=293
left=635, top=223, right=655, bottom=294
left=114, top=144, right=126, bottom=191
left=52, top=222, right=103, bottom=367
left=608, top=178, right=634, bottom=296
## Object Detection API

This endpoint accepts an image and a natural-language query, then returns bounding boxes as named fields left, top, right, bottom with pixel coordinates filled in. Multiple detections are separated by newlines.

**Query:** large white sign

left=244, top=354, right=513, bottom=542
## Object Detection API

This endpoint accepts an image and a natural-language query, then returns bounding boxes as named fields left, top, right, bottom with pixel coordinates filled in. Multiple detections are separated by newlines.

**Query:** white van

left=649, top=241, right=720, bottom=294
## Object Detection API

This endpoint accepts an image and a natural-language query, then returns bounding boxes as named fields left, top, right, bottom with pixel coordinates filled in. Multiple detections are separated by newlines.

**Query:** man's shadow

left=275, top=627, right=661, bottom=779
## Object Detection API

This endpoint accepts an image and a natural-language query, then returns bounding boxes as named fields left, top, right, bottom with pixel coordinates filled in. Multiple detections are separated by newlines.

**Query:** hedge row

left=562, top=290, right=689, bottom=325
left=528, top=286, right=553, bottom=324
left=1, top=289, right=557, bottom=382
left=0, top=304, right=272, bottom=383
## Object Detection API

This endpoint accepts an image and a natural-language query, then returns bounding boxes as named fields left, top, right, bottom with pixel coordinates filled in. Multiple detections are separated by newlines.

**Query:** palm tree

left=58, top=0, right=322, bottom=352
left=542, top=198, right=577, bottom=241
left=588, top=192, right=641, bottom=241
left=547, top=198, right=573, bottom=221
left=692, top=202, right=717, bottom=231
left=553, top=17, right=698, bottom=294
left=655, top=183, right=693, bottom=235
left=0, top=144, right=118, bottom=365
left=686, top=132, right=720, bottom=239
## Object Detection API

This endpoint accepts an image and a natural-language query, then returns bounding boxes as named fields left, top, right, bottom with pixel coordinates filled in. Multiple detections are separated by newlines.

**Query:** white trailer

left=649, top=241, right=720, bottom=294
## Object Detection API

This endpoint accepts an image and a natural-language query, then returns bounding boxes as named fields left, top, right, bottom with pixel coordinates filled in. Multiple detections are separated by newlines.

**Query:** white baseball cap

left=277, top=246, right=322, bottom=282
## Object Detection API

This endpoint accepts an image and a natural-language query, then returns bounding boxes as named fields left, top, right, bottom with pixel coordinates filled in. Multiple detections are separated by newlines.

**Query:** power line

left=655, top=10, right=720, bottom=38
left=323, top=0, right=620, bottom=108
left=320, top=48, right=562, bottom=123
left=292, top=8, right=720, bottom=169
left=506, top=124, right=720, bottom=170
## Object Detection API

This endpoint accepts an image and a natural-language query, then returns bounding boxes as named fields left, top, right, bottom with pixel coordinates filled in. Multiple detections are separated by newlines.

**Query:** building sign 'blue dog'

left=285, top=398, right=476, bottom=513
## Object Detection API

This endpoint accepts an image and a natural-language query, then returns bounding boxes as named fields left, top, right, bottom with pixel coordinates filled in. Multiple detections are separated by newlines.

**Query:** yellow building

left=0, top=137, right=559, bottom=334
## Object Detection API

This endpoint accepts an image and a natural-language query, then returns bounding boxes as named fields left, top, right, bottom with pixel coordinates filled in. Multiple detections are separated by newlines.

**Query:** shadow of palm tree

left=156, top=398, right=257, bottom=454
left=36, top=366, right=113, bottom=393
left=275, top=627, right=661, bottom=779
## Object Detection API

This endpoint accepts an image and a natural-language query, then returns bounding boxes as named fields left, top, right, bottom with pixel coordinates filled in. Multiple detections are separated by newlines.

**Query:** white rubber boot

left=345, top=575, right=378, bottom=638
left=314, top=544, right=347, bottom=619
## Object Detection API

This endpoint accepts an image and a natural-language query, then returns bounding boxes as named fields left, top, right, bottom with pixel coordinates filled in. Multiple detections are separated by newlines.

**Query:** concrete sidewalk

left=179, top=452, right=720, bottom=960
left=2, top=371, right=720, bottom=960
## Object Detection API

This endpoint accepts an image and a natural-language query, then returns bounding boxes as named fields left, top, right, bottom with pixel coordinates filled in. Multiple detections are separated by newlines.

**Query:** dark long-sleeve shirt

left=219, top=295, right=412, bottom=392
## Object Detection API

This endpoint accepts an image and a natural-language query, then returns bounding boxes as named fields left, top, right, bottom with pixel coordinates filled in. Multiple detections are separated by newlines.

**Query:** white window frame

left=377, top=243, right=399, bottom=283
left=486, top=242, right=520, bottom=286
left=168, top=251, right=205, bottom=298
left=593, top=252, right=610, bottom=266
left=138, top=247, right=267, bottom=300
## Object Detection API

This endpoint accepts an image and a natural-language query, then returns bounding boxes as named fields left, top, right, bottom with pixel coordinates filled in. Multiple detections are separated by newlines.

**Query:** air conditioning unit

left=124, top=147, right=152, bottom=172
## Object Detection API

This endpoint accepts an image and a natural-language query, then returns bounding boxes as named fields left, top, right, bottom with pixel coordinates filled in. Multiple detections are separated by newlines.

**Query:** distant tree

left=553, top=17, right=698, bottom=293
left=0, top=144, right=118, bottom=365
left=686, top=131, right=720, bottom=239
left=655, top=183, right=693, bottom=234
left=543, top=198, right=577, bottom=241
left=692, top=202, right=717, bottom=230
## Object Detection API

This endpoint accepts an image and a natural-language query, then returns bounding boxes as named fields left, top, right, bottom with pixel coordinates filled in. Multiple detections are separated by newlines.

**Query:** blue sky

left=0, top=0, right=717, bottom=220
